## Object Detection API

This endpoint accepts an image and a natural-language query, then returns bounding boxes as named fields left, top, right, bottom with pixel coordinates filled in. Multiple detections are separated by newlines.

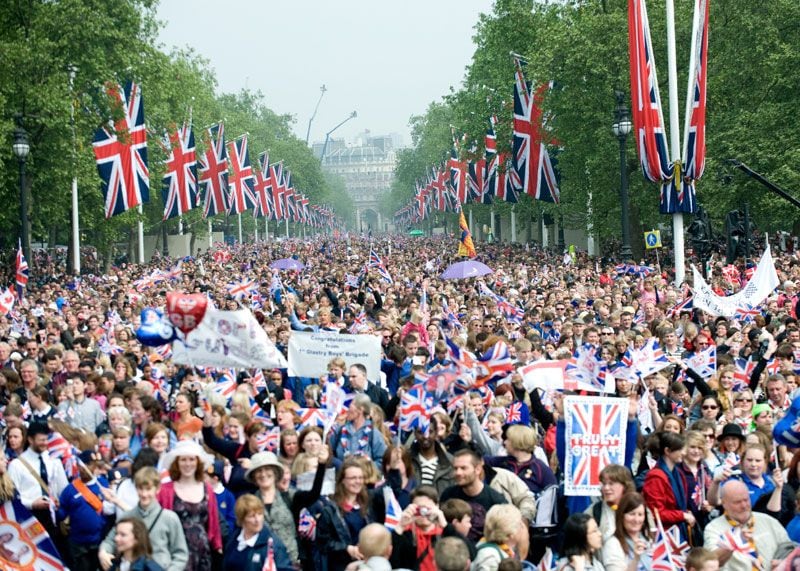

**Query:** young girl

left=109, top=517, right=164, bottom=571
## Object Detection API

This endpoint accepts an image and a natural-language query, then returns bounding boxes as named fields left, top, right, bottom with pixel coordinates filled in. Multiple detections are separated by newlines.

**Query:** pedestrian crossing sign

left=644, top=230, right=662, bottom=249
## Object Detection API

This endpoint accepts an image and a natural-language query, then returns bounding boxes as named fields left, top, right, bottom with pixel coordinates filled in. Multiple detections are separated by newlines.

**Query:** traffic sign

left=644, top=230, right=662, bottom=249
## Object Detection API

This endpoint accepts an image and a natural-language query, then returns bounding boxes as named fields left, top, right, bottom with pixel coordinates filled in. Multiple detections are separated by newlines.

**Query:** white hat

left=245, top=451, right=284, bottom=482
left=161, top=440, right=214, bottom=473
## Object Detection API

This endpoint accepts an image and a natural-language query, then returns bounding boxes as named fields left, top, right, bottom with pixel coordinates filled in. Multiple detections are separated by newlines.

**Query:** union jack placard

left=564, top=396, right=629, bottom=496
left=93, top=81, right=150, bottom=218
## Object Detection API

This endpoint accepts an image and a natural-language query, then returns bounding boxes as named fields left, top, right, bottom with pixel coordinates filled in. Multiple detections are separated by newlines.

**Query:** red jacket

left=157, top=481, right=223, bottom=551
left=642, top=466, right=688, bottom=528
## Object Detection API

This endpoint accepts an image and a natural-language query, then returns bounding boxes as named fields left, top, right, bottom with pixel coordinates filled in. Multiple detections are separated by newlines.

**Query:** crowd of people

left=1, top=232, right=800, bottom=571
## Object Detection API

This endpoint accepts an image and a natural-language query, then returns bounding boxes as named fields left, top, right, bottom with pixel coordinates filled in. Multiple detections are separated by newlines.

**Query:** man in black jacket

left=344, top=363, right=390, bottom=414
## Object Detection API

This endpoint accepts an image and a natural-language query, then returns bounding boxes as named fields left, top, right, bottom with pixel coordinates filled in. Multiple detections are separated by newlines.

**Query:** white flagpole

left=254, top=217, right=259, bottom=242
left=285, top=217, right=289, bottom=238
left=137, top=205, right=145, bottom=263
left=511, top=206, right=517, bottom=243
left=208, top=219, right=213, bottom=249
left=666, top=0, right=685, bottom=285
left=265, top=218, right=269, bottom=240
left=69, top=67, right=81, bottom=275
left=238, top=213, right=243, bottom=244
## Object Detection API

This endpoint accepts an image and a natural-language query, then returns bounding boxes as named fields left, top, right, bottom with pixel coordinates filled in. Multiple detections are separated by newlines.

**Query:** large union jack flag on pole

left=93, top=81, right=150, bottom=218
left=270, top=162, right=285, bottom=221
left=564, top=396, right=629, bottom=496
left=198, top=123, right=229, bottom=218
left=227, top=135, right=257, bottom=215
left=511, top=56, right=560, bottom=204
left=161, top=121, right=197, bottom=220
left=15, top=239, right=28, bottom=300
left=680, top=0, right=708, bottom=213
left=253, top=151, right=273, bottom=219
left=0, top=500, right=66, bottom=570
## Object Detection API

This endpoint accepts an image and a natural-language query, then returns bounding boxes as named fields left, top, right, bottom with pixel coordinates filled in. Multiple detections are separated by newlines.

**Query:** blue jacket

left=215, top=485, right=237, bottom=541
left=223, top=526, right=293, bottom=571
left=57, top=478, right=108, bottom=545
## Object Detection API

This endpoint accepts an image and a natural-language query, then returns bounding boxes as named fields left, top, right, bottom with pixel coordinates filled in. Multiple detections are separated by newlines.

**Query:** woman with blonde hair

left=712, top=364, right=737, bottom=415
left=0, top=448, right=17, bottom=503
left=471, top=504, right=525, bottom=570
left=369, top=404, right=392, bottom=446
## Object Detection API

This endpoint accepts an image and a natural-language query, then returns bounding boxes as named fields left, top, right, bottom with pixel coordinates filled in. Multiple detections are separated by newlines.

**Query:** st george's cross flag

left=563, top=396, right=628, bottom=496
left=93, top=81, right=150, bottom=218
left=0, top=500, right=65, bottom=570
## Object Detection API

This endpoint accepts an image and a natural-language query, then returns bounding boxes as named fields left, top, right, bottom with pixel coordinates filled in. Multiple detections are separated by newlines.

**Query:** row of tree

left=0, top=0, right=353, bottom=268
left=385, top=0, right=800, bottom=253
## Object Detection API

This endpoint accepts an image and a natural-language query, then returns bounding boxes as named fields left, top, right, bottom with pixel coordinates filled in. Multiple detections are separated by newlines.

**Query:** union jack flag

left=417, top=366, right=459, bottom=397
left=566, top=344, right=610, bottom=393
left=298, top=507, right=317, bottom=540
left=482, top=115, right=498, bottom=204
left=667, top=294, right=693, bottom=317
left=493, top=154, right=519, bottom=203
left=0, top=500, right=66, bottom=570
left=467, top=156, right=485, bottom=203
left=564, top=396, right=627, bottom=495
left=399, top=384, right=432, bottom=434
left=198, top=123, right=229, bottom=218
left=297, top=408, right=328, bottom=429
left=270, top=162, right=285, bottom=220
left=506, top=401, right=529, bottom=425
left=716, top=527, right=761, bottom=569
left=685, top=344, right=716, bottom=379
left=383, top=486, right=403, bottom=532
left=628, top=0, right=677, bottom=213
left=448, top=146, right=468, bottom=206
left=733, top=304, right=760, bottom=323
left=251, top=368, right=267, bottom=390
left=227, top=135, right=257, bottom=215
left=631, top=338, right=671, bottom=379
left=348, top=311, right=369, bottom=334
left=257, top=428, right=280, bottom=452
left=253, top=151, right=273, bottom=219
left=226, top=278, right=257, bottom=300
left=679, top=0, right=708, bottom=214
left=733, top=358, right=755, bottom=391
left=93, top=81, right=150, bottom=218
left=154, top=343, right=173, bottom=361
left=48, top=432, right=80, bottom=479
left=537, top=547, right=556, bottom=571
left=344, top=274, right=361, bottom=289
left=211, top=377, right=237, bottom=402
left=511, top=56, right=559, bottom=204
left=368, top=249, right=393, bottom=284
left=161, top=121, right=197, bottom=220
left=446, top=336, right=476, bottom=373
left=15, top=240, right=28, bottom=299
left=475, top=341, right=515, bottom=386
left=649, top=521, right=677, bottom=571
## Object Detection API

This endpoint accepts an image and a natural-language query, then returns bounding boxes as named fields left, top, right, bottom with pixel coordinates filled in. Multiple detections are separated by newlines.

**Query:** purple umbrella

left=440, top=260, right=493, bottom=279
left=270, top=258, right=305, bottom=271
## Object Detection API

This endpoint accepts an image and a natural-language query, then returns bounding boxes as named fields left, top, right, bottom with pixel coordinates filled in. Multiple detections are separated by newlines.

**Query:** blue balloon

left=773, top=395, right=800, bottom=447
left=136, top=307, right=178, bottom=347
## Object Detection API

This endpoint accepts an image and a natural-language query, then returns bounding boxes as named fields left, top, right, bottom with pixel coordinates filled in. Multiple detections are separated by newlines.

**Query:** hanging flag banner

left=171, top=308, right=288, bottom=369
left=0, top=499, right=66, bottom=570
left=288, top=330, right=381, bottom=381
left=564, top=396, right=629, bottom=496
left=692, top=246, right=779, bottom=317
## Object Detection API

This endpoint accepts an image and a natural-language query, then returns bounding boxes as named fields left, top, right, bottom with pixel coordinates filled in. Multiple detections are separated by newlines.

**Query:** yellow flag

left=458, top=210, right=477, bottom=258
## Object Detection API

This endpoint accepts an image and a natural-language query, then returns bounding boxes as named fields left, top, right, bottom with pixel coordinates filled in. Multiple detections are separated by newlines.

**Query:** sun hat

left=161, top=440, right=214, bottom=472
left=245, top=451, right=284, bottom=482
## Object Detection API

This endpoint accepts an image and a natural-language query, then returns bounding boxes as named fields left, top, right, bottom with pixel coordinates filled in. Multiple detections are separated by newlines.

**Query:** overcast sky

left=155, top=0, right=493, bottom=147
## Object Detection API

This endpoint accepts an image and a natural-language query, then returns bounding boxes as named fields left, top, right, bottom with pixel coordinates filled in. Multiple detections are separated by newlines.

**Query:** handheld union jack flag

left=399, top=384, right=432, bottom=435
left=226, top=278, right=257, bottom=300
left=0, top=288, right=17, bottom=316
left=298, top=507, right=317, bottom=540
left=227, top=135, right=257, bottom=215
left=566, top=344, right=612, bottom=393
left=198, top=123, right=229, bottom=218
left=649, top=519, right=678, bottom=571
left=262, top=536, right=276, bottom=571
left=684, top=344, right=716, bottom=379
left=0, top=500, right=66, bottom=570
left=93, top=81, right=150, bottom=218
left=475, top=341, right=515, bottom=387
left=563, top=396, right=628, bottom=495
left=297, top=408, right=329, bottom=429
left=15, top=240, right=28, bottom=299
left=506, top=401, right=530, bottom=425
left=383, top=486, right=403, bottom=532
left=161, top=121, right=197, bottom=220
left=511, top=56, right=560, bottom=204
left=257, top=427, right=280, bottom=452
left=716, top=527, right=761, bottom=569
left=733, top=358, right=755, bottom=391
left=368, top=250, right=394, bottom=284
left=733, top=304, right=760, bottom=323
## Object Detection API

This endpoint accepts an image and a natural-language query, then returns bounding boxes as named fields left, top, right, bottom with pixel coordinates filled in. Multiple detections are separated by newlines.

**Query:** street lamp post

left=612, top=91, right=633, bottom=261
left=12, top=124, right=31, bottom=266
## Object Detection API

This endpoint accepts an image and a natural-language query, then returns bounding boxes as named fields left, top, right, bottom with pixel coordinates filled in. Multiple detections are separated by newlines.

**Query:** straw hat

left=161, top=440, right=214, bottom=472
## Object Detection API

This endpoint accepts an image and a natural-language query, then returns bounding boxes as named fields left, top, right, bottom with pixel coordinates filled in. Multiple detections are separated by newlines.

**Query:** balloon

left=166, top=292, right=208, bottom=335
left=773, top=395, right=800, bottom=447
left=136, top=308, right=178, bottom=347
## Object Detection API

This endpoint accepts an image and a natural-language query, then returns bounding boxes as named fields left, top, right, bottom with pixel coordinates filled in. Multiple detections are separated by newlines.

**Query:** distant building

left=313, top=130, right=400, bottom=232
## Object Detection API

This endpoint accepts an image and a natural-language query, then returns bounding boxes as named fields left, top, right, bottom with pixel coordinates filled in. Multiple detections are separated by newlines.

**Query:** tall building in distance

left=314, top=130, right=402, bottom=232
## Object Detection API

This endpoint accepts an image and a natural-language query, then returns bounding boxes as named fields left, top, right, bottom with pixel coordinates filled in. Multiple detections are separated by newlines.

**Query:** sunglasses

left=701, top=405, right=718, bottom=410
left=735, top=398, right=753, bottom=403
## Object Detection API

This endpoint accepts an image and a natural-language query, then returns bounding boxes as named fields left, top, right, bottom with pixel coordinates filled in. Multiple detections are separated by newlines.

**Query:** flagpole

left=208, top=219, right=213, bottom=249
left=137, top=205, right=145, bottom=263
left=666, top=0, right=685, bottom=285
left=238, top=213, right=243, bottom=244
left=69, top=66, right=81, bottom=275
left=285, top=217, right=289, bottom=238
left=511, top=206, right=517, bottom=243
left=254, top=217, right=259, bottom=243
left=265, top=218, right=269, bottom=241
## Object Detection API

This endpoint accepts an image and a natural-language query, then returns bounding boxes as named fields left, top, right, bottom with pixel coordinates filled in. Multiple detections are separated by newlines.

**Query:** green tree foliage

left=0, top=0, right=347, bottom=262
left=389, top=0, right=800, bottom=240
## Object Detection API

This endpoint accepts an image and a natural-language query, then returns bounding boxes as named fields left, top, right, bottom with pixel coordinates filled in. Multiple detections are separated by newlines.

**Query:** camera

left=416, top=506, right=436, bottom=521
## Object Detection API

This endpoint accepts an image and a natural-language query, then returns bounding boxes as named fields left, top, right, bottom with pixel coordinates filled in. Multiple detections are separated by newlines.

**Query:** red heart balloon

left=166, top=292, right=208, bottom=335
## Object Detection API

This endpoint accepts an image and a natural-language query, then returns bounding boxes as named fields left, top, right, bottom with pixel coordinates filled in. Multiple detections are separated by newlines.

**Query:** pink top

left=157, top=480, right=222, bottom=551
